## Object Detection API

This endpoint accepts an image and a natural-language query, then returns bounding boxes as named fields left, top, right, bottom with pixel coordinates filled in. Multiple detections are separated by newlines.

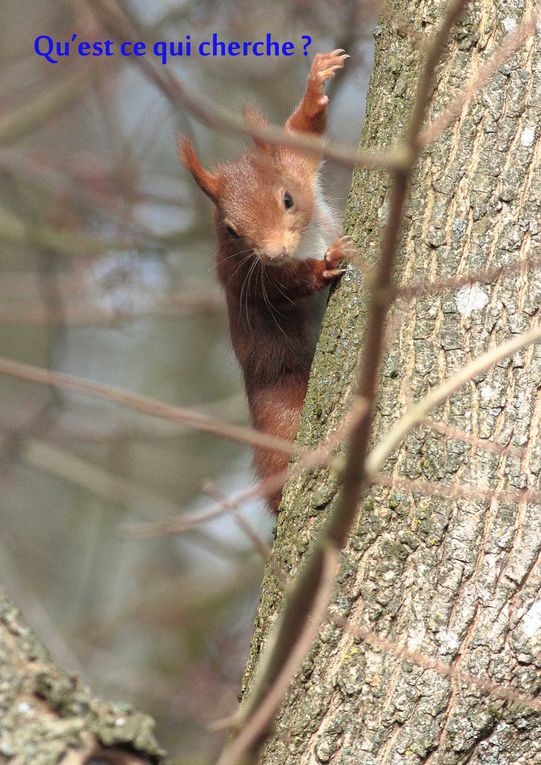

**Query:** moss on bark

left=0, top=592, right=165, bottom=765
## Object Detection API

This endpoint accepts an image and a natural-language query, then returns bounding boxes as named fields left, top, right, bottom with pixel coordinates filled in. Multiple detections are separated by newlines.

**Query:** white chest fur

left=295, top=183, right=339, bottom=262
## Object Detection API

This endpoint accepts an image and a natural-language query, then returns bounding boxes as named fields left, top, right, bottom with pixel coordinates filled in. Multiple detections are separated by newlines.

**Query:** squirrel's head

left=179, top=111, right=320, bottom=266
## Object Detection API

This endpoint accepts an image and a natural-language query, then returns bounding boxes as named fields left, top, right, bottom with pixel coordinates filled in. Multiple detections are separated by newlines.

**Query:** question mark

left=301, top=35, right=312, bottom=56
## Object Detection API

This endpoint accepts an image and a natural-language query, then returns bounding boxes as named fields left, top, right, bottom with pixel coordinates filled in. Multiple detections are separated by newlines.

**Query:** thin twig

left=365, top=323, right=541, bottom=476
left=202, top=482, right=274, bottom=565
left=394, top=250, right=541, bottom=301
left=423, top=418, right=524, bottom=459
left=0, top=205, right=145, bottom=258
left=0, top=356, right=293, bottom=456
left=20, top=438, right=179, bottom=519
left=374, top=472, right=541, bottom=508
left=341, top=619, right=541, bottom=713
left=123, top=396, right=368, bottom=538
left=88, top=0, right=408, bottom=172
left=216, top=545, right=339, bottom=765
left=77, top=323, right=541, bottom=542
left=0, top=290, right=224, bottom=325
left=0, top=67, right=96, bottom=144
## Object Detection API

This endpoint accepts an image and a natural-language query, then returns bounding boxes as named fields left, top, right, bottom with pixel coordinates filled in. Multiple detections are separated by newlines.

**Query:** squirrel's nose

left=265, top=247, right=288, bottom=262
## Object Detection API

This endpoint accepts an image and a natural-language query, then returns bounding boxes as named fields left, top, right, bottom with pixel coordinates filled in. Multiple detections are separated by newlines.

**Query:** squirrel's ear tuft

left=242, top=105, right=275, bottom=157
left=178, top=137, right=221, bottom=203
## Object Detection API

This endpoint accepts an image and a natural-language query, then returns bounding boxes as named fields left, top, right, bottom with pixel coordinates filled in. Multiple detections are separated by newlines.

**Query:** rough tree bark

left=243, top=0, right=541, bottom=763
left=0, top=591, right=164, bottom=764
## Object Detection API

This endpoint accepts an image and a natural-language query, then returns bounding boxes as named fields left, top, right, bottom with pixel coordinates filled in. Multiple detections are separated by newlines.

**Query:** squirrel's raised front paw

left=308, top=50, right=350, bottom=109
left=323, top=235, right=356, bottom=280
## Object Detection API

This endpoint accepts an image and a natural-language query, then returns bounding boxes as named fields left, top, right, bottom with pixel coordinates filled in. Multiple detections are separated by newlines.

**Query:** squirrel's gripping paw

left=308, top=49, right=350, bottom=109
left=323, top=235, right=356, bottom=280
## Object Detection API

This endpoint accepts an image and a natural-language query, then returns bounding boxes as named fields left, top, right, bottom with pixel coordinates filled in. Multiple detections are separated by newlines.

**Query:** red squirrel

left=179, top=50, right=353, bottom=512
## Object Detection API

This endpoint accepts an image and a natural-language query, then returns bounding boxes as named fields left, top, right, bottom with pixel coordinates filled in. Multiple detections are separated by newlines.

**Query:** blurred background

left=0, top=0, right=376, bottom=761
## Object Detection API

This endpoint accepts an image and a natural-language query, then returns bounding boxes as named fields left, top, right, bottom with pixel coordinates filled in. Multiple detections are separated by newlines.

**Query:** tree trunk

left=244, top=0, right=541, bottom=763
left=0, top=591, right=164, bottom=765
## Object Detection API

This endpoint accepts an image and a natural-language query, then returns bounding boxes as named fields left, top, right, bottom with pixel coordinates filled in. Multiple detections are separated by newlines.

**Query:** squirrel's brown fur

left=180, top=50, right=353, bottom=511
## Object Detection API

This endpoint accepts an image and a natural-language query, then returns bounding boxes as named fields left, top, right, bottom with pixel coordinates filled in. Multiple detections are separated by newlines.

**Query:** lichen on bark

left=0, top=591, right=164, bottom=765
left=243, top=1, right=541, bottom=763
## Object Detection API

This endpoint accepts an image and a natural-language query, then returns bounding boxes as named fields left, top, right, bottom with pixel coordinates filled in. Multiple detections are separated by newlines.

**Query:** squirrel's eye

left=283, top=191, right=294, bottom=210
left=226, top=225, right=240, bottom=239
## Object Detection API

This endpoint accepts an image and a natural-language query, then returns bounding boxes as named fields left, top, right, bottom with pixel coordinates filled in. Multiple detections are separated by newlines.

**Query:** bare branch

left=88, top=0, right=407, bottom=172
left=0, top=206, right=145, bottom=257
left=366, top=323, right=541, bottom=476
left=394, top=251, right=541, bottom=301
left=0, top=356, right=294, bottom=456
left=0, top=68, right=96, bottom=144
left=374, top=472, right=541, bottom=508
left=0, top=289, right=224, bottom=325
left=423, top=418, right=524, bottom=459
left=342, top=620, right=541, bottom=713
left=123, top=397, right=368, bottom=538
left=19, top=438, right=180, bottom=518
left=201, top=481, right=274, bottom=565
left=216, top=545, right=339, bottom=765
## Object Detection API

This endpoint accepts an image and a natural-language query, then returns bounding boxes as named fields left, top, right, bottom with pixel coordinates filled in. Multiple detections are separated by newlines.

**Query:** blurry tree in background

left=0, top=0, right=375, bottom=762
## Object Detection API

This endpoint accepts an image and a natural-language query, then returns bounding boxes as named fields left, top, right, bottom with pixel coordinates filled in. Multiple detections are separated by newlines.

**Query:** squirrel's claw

left=310, top=50, right=350, bottom=85
left=322, top=267, right=347, bottom=280
left=323, top=235, right=357, bottom=281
